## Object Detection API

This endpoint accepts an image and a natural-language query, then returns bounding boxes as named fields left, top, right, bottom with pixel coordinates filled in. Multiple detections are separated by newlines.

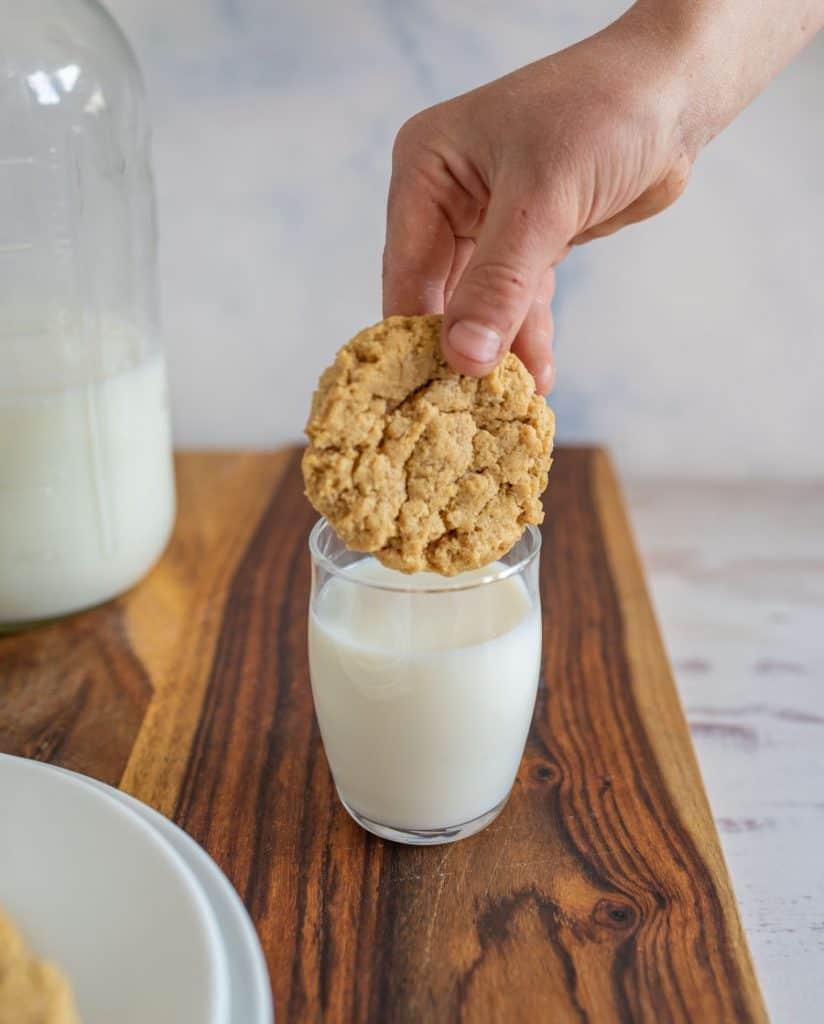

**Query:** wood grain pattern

left=0, top=448, right=767, bottom=1023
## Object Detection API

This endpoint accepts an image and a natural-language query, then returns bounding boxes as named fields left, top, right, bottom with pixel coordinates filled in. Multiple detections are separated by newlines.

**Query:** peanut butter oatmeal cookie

left=302, top=314, right=554, bottom=575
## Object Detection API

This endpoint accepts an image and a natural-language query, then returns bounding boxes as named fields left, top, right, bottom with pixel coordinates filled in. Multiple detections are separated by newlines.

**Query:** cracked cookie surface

left=302, top=314, right=554, bottom=575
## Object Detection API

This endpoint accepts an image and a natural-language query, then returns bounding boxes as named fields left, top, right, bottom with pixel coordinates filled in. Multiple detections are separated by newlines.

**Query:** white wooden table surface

left=626, top=481, right=824, bottom=1023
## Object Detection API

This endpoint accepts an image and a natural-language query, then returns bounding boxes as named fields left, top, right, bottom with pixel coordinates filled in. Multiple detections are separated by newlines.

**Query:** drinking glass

left=308, top=519, right=542, bottom=845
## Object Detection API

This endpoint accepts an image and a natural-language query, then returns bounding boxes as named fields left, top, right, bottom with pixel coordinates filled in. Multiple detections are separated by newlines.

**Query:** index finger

left=382, top=170, right=455, bottom=317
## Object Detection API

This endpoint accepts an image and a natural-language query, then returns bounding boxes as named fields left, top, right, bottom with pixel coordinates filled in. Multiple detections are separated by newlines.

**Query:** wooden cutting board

left=0, top=448, right=766, bottom=1023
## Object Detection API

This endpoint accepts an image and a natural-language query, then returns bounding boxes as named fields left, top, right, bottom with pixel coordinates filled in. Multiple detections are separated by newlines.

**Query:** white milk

left=0, top=348, right=175, bottom=623
left=309, top=558, right=541, bottom=830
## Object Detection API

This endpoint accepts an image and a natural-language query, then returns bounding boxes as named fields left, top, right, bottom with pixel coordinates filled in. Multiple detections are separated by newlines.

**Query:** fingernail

left=447, top=321, right=502, bottom=364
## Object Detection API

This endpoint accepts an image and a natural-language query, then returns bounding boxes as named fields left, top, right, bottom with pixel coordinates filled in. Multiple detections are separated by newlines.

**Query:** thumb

left=442, top=187, right=567, bottom=375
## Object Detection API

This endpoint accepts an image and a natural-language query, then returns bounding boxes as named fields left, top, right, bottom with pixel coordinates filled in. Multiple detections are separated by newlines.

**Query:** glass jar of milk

left=309, top=520, right=543, bottom=845
left=0, top=1, right=175, bottom=628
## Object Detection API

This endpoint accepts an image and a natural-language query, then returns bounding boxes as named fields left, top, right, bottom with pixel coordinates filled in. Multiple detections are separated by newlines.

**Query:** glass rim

left=308, top=517, right=542, bottom=594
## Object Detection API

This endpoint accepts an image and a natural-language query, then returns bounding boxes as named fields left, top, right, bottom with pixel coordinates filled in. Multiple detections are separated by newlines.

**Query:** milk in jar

left=0, top=327, right=175, bottom=625
left=0, top=0, right=174, bottom=626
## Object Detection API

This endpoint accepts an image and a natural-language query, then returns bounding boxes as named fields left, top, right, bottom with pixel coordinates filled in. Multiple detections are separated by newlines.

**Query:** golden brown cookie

left=0, top=907, right=81, bottom=1024
left=303, top=314, right=554, bottom=575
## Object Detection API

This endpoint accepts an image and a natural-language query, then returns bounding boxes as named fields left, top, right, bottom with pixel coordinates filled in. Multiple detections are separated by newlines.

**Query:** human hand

left=382, top=7, right=694, bottom=393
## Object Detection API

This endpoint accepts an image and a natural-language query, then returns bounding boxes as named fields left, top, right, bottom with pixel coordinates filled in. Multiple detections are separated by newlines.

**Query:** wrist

left=624, top=0, right=824, bottom=155
left=616, top=0, right=723, bottom=158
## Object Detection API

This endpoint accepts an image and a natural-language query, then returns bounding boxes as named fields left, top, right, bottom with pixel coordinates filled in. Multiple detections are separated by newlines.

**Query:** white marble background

left=105, top=2, right=824, bottom=1019
left=108, top=0, right=824, bottom=479
left=628, top=480, right=824, bottom=1023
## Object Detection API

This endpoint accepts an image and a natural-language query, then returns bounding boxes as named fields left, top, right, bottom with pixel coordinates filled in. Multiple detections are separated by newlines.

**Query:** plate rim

left=0, top=753, right=231, bottom=1024
left=74, top=770, right=274, bottom=1024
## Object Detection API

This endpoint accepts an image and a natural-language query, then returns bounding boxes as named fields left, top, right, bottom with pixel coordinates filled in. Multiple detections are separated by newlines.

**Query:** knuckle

left=455, top=260, right=535, bottom=335
left=466, top=260, right=532, bottom=306
left=392, top=111, right=432, bottom=163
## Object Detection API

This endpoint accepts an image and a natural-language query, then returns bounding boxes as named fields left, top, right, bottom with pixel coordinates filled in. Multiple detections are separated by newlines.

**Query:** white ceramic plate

left=0, top=754, right=230, bottom=1024
left=69, top=771, right=274, bottom=1024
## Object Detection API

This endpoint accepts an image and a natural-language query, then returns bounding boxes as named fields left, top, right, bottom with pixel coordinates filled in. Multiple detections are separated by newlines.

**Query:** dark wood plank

left=0, top=448, right=766, bottom=1023
left=0, top=602, right=152, bottom=785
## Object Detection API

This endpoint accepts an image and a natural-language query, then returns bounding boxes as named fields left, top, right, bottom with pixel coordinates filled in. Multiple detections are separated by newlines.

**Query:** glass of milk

left=0, top=1, right=175, bottom=629
left=308, top=519, right=543, bottom=845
